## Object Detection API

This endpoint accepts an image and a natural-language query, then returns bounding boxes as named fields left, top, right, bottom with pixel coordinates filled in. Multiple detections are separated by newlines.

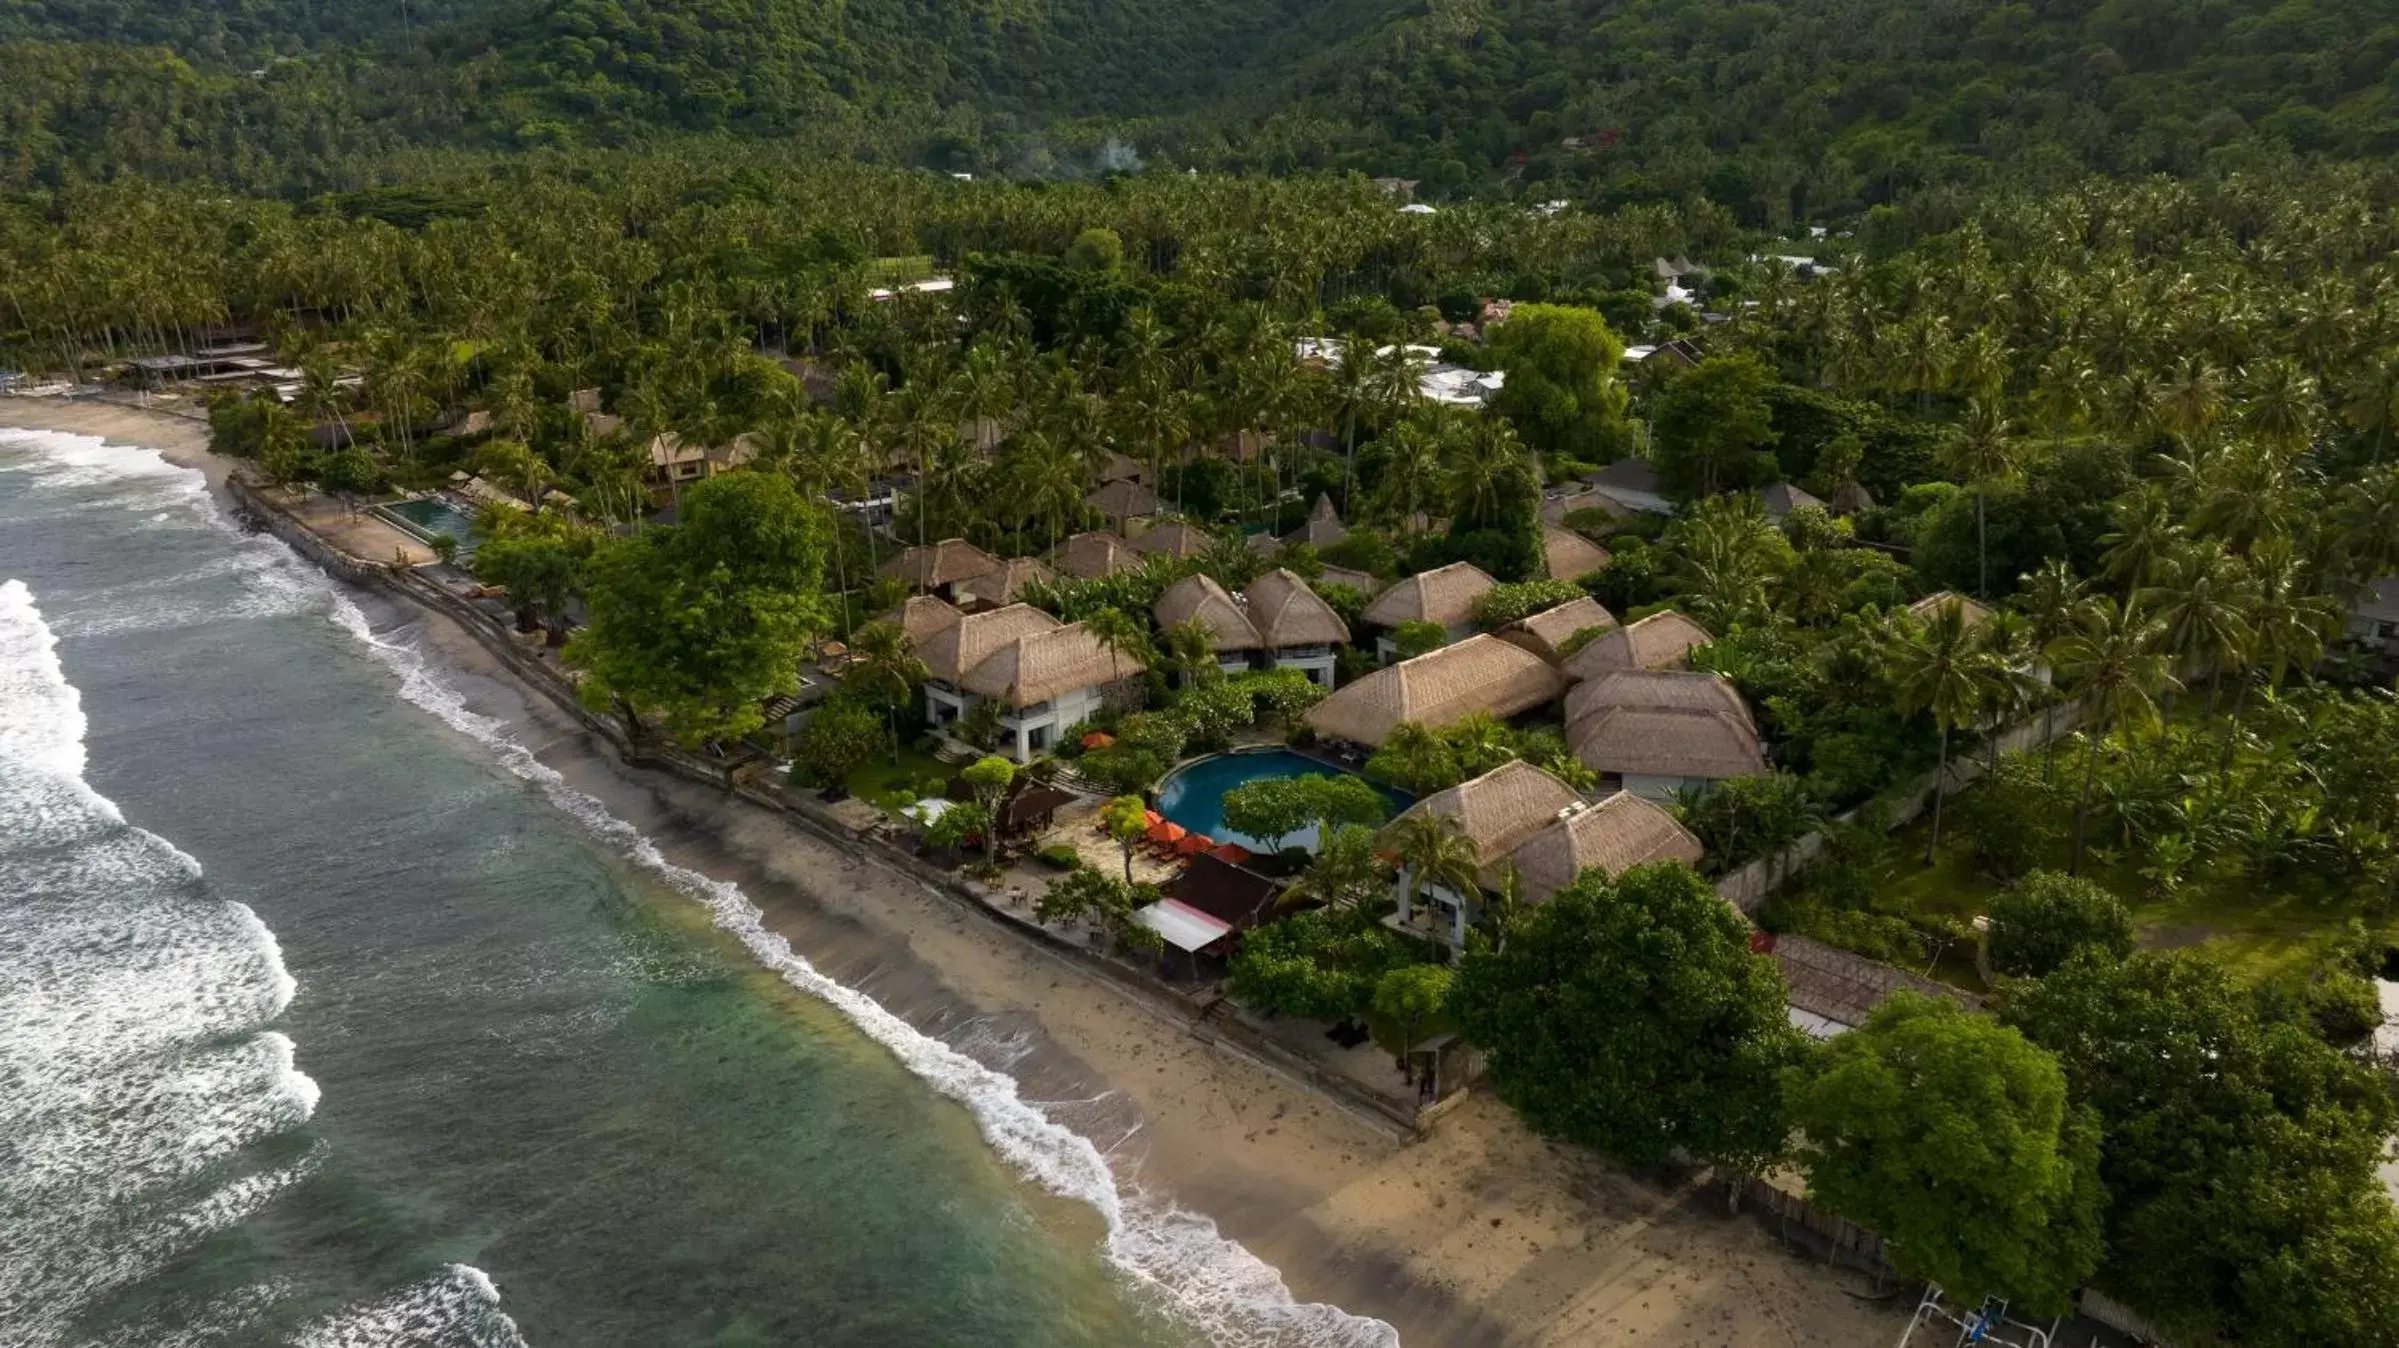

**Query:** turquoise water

left=1153, top=750, right=1413, bottom=853
left=379, top=495, right=482, bottom=552
left=0, top=429, right=1394, bottom=1348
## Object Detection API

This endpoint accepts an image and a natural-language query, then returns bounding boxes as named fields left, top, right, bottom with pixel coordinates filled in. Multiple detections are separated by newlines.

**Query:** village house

left=877, top=538, right=1005, bottom=600
left=1305, top=635, right=1564, bottom=748
left=1560, top=609, right=1715, bottom=678
left=952, top=556, right=1057, bottom=608
left=1284, top=493, right=1349, bottom=550
left=1565, top=668, right=1767, bottom=799
left=913, top=602, right=1144, bottom=760
left=1383, top=760, right=1702, bottom=950
left=1241, top=568, right=1350, bottom=686
left=1362, top=561, right=1497, bottom=660
left=1760, top=481, right=1827, bottom=521
left=1131, top=519, right=1216, bottom=562
left=1086, top=478, right=1163, bottom=533
left=1152, top=574, right=1265, bottom=680
left=1906, top=590, right=1997, bottom=630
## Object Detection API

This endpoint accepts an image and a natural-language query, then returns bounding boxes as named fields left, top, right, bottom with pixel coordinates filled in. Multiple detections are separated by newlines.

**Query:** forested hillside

left=5, top=0, right=2398, bottom=207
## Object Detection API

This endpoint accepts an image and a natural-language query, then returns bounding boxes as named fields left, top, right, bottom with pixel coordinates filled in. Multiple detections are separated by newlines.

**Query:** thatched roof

left=1086, top=478, right=1162, bottom=520
left=1049, top=530, right=1139, bottom=580
left=1133, top=520, right=1215, bottom=560
left=1385, top=760, right=1584, bottom=877
left=1285, top=493, right=1349, bottom=549
left=955, top=557, right=1057, bottom=607
left=1907, top=591, right=1997, bottom=631
left=1761, top=482, right=1826, bottom=518
left=1590, top=458, right=1664, bottom=494
left=1498, top=597, right=1619, bottom=666
left=1828, top=481, right=1875, bottom=517
left=1544, top=487, right=1633, bottom=525
left=1153, top=574, right=1263, bottom=652
left=879, top=538, right=1004, bottom=591
left=1561, top=610, right=1715, bottom=678
left=1244, top=569, right=1350, bottom=649
left=1541, top=525, right=1613, bottom=581
left=1098, top=451, right=1145, bottom=483
left=1315, top=566, right=1383, bottom=596
left=646, top=432, right=706, bottom=468
left=1567, top=705, right=1766, bottom=783
left=567, top=387, right=603, bottom=414
left=918, top=603, right=1060, bottom=684
left=959, top=621, right=1144, bottom=707
left=708, top=434, right=761, bottom=469
left=1507, top=792, right=1704, bottom=903
left=1305, top=636, right=1565, bottom=747
left=1363, top=562, right=1497, bottom=630
left=896, top=594, right=964, bottom=646
left=1772, top=932, right=1980, bottom=1032
left=1564, top=669, right=1753, bottom=731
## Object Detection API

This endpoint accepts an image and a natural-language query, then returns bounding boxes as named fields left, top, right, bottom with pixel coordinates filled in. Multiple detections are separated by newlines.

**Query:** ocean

left=0, top=426, right=1395, bottom=1348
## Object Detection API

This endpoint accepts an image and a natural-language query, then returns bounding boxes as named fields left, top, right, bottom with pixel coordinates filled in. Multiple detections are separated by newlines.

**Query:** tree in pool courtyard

left=1100, top=794, right=1148, bottom=883
left=1451, top=862, right=1802, bottom=1172
left=1784, top=993, right=2104, bottom=1315
left=1221, top=776, right=1316, bottom=854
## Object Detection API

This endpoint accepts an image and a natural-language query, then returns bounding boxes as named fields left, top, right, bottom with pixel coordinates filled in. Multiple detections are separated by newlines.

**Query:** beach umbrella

left=1142, top=809, right=1164, bottom=828
left=1081, top=731, right=1115, bottom=750
left=1174, top=832, right=1212, bottom=857
left=1146, top=819, right=1187, bottom=844
left=1207, top=841, right=1253, bottom=865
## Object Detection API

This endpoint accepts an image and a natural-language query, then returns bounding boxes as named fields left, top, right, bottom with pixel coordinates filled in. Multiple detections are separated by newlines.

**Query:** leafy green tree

left=1451, top=862, right=1802, bottom=1172
left=1485, top=304, right=1629, bottom=461
left=2005, top=952, right=2399, bottom=1346
left=1986, top=870, right=2133, bottom=977
left=1282, top=823, right=1388, bottom=915
left=1652, top=355, right=1779, bottom=500
left=1222, top=776, right=1315, bottom=854
left=1373, top=963, right=1454, bottom=1086
left=1228, top=909, right=1417, bottom=1020
left=1390, top=619, right=1446, bottom=660
left=1785, top=993, right=2103, bottom=1315
left=473, top=515, right=585, bottom=641
left=1473, top=578, right=1586, bottom=628
left=1100, top=793, right=1148, bottom=883
left=791, top=700, right=882, bottom=789
left=925, top=800, right=990, bottom=854
left=961, top=754, right=1017, bottom=861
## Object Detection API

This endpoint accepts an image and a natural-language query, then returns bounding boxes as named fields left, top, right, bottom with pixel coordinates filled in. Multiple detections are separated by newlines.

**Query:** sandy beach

left=4, top=396, right=1917, bottom=1346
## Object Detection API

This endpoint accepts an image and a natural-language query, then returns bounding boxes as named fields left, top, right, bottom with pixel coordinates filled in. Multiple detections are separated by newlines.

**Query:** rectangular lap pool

left=375, top=496, right=483, bottom=555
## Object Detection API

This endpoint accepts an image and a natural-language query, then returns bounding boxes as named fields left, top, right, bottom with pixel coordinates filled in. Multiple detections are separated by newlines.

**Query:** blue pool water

left=378, top=495, right=483, bottom=553
left=1154, top=749, right=1413, bottom=854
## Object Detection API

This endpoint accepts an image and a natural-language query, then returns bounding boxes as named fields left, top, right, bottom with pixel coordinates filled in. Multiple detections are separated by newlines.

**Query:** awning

left=1134, top=899, right=1235, bottom=953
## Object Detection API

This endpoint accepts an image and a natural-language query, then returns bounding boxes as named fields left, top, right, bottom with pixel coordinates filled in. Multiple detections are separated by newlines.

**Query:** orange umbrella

left=1142, top=809, right=1164, bottom=828
left=1082, top=731, right=1116, bottom=750
left=1174, top=832, right=1213, bottom=857
left=1146, top=819, right=1187, bottom=844
left=1208, top=842, right=1253, bottom=865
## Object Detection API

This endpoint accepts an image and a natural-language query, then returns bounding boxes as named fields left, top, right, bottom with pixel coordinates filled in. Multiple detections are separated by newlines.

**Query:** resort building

left=1544, top=485, right=1634, bottom=526
left=1305, top=635, right=1564, bottom=748
left=1362, top=561, right=1498, bottom=660
left=1565, top=669, right=1766, bottom=798
left=877, top=538, right=1005, bottom=598
left=1315, top=565, right=1383, bottom=598
left=896, top=595, right=964, bottom=645
left=1383, top=760, right=1702, bottom=949
left=1582, top=459, right=1674, bottom=515
left=1086, top=478, right=1163, bottom=532
left=1244, top=569, right=1350, bottom=685
left=1284, top=494, right=1349, bottom=550
left=953, top=556, right=1057, bottom=608
left=1559, top=609, right=1714, bottom=678
left=1540, top=524, right=1612, bottom=581
left=914, top=603, right=1145, bottom=760
left=645, top=433, right=711, bottom=493
left=1760, top=482, right=1828, bottom=520
left=1152, top=574, right=1265, bottom=680
left=1131, top=519, right=1215, bottom=561
left=1049, top=530, right=1140, bottom=580
left=1495, top=596, right=1618, bottom=667
left=1098, top=451, right=1146, bottom=484
left=1906, top=590, right=1997, bottom=631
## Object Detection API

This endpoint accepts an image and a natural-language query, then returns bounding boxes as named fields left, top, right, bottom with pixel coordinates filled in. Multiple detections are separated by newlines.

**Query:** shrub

left=1986, top=871, right=2134, bottom=977
left=1953, top=756, right=2066, bottom=881
left=1390, top=619, right=1447, bottom=660
left=1474, top=578, right=1587, bottom=628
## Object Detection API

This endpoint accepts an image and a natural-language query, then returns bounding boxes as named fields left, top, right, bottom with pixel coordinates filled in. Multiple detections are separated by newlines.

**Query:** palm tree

left=845, top=620, right=930, bottom=765
left=2098, top=485, right=2182, bottom=588
left=1281, top=823, right=1388, bottom=916
left=2341, top=355, right=2399, bottom=462
left=2141, top=539, right=2255, bottom=716
left=1886, top=599, right=2001, bottom=863
left=2049, top=599, right=2179, bottom=873
left=1388, top=811, right=1482, bottom=945
left=1083, top=606, right=1154, bottom=682
left=1160, top=616, right=1219, bottom=687
left=1371, top=416, right=1446, bottom=532
left=2015, top=559, right=2090, bottom=779
left=2225, top=540, right=2341, bottom=764
left=1943, top=399, right=2021, bottom=599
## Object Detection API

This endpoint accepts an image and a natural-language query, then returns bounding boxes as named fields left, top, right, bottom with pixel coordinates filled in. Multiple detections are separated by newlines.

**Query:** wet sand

left=7, top=397, right=1917, bottom=1346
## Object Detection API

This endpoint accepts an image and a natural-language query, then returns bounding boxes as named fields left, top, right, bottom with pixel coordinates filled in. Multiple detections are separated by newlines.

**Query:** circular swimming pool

left=1153, top=748, right=1413, bottom=854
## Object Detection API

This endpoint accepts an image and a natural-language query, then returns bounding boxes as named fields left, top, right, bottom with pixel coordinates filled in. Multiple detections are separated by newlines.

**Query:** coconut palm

left=1083, top=605, right=1155, bottom=682
left=1388, top=811, right=1483, bottom=941
left=845, top=620, right=930, bottom=766
left=1943, top=398, right=2021, bottom=599
left=1886, top=599, right=2002, bottom=863
left=2049, top=599, right=2180, bottom=873
left=1160, top=616, right=1219, bottom=687
left=2015, top=559, right=2090, bottom=779
left=2141, top=538, right=2255, bottom=716
left=1281, top=823, right=1388, bottom=916
left=2098, top=485, right=2182, bottom=587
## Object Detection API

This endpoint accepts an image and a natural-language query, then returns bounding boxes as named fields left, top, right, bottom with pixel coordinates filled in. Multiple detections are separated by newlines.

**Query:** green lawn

left=1871, top=813, right=2399, bottom=991
left=869, top=254, right=937, bottom=282
left=842, top=742, right=957, bottom=815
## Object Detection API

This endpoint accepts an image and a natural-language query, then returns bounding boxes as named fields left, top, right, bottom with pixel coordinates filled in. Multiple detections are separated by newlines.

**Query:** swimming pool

left=375, top=496, right=483, bottom=555
left=1154, top=748, right=1413, bottom=854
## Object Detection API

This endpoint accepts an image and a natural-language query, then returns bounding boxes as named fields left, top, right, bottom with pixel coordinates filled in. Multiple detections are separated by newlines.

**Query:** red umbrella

left=1208, top=841, right=1253, bottom=865
left=1146, top=819, right=1187, bottom=844
left=1082, top=731, right=1116, bottom=750
left=1174, top=832, right=1213, bottom=857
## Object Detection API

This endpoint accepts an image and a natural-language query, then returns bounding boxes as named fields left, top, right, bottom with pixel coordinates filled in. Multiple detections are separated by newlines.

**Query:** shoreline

left=2, top=396, right=1916, bottom=1346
